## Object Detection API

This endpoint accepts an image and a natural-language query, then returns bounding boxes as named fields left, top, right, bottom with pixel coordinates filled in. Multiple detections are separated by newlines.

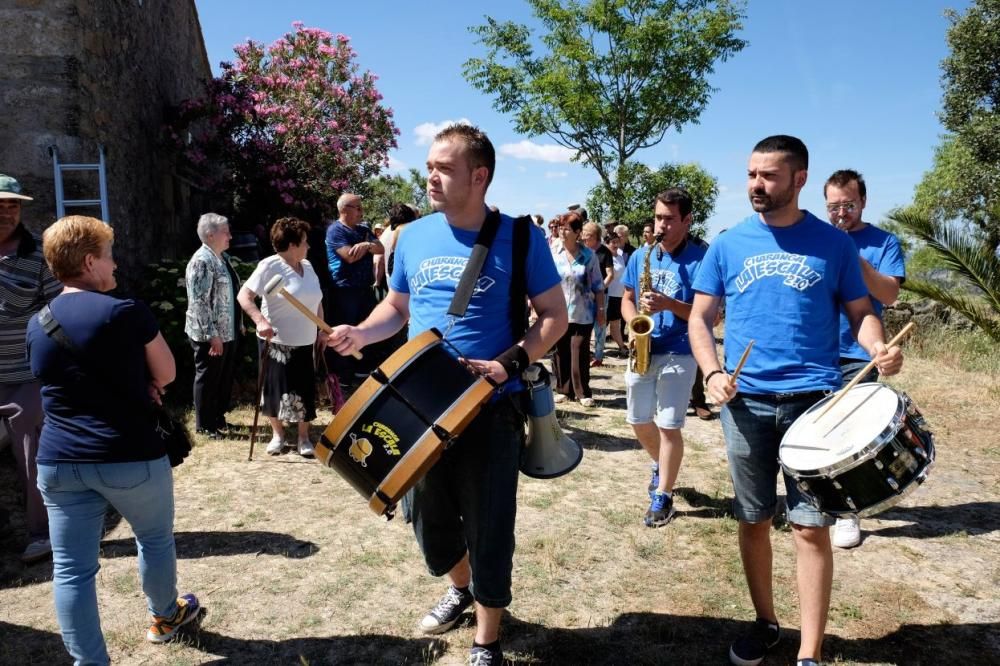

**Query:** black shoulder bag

left=37, top=305, right=192, bottom=467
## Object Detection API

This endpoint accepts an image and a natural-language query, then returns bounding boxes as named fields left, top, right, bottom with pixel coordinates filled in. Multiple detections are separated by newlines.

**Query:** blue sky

left=194, top=0, right=968, bottom=238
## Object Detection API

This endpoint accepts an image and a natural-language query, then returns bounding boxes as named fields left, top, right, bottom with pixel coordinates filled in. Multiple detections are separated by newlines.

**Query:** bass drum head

left=780, top=383, right=902, bottom=474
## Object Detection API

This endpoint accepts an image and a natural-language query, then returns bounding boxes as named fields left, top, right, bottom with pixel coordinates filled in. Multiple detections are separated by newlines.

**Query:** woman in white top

left=238, top=217, right=329, bottom=457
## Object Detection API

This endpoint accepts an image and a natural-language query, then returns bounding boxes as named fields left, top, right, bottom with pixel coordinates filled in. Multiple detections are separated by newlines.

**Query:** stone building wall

left=0, top=0, right=213, bottom=280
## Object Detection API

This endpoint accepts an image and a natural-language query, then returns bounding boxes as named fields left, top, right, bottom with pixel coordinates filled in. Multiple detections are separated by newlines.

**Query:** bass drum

left=315, top=328, right=495, bottom=517
left=779, top=383, right=934, bottom=518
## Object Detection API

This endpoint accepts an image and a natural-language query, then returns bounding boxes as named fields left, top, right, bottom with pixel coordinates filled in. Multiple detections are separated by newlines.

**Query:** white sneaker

left=553, top=393, right=569, bottom=404
left=21, top=538, right=52, bottom=564
left=265, top=435, right=284, bottom=456
left=579, top=397, right=595, bottom=408
left=832, top=515, right=861, bottom=548
left=297, top=438, right=315, bottom=458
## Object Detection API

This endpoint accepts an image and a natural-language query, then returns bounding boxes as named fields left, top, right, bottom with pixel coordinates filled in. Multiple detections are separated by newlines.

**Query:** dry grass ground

left=1, top=344, right=998, bottom=665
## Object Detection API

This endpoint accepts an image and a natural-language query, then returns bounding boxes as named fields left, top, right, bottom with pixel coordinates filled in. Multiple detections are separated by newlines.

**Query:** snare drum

left=314, top=328, right=495, bottom=516
left=779, top=383, right=934, bottom=518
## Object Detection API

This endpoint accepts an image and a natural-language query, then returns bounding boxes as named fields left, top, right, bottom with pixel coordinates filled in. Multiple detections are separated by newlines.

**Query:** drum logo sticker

left=362, top=421, right=401, bottom=456
left=348, top=433, right=374, bottom=467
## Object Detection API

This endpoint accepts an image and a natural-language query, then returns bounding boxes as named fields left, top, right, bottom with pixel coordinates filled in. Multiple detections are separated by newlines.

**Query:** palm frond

left=889, top=209, right=1000, bottom=313
left=903, top=277, right=1000, bottom=342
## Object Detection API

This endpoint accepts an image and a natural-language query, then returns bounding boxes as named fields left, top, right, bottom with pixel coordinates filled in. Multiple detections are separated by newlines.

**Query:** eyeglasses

left=825, top=202, right=857, bottom=213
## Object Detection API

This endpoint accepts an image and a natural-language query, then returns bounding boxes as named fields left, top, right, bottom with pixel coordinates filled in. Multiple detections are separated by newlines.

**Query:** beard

left=749, top=183, right=795, bottom=213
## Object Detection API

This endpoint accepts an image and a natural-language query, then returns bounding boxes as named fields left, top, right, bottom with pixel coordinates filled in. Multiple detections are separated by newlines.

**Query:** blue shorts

left=720, top=392, right=835, bottom=527
left=624, top=353, right=698, bottom=429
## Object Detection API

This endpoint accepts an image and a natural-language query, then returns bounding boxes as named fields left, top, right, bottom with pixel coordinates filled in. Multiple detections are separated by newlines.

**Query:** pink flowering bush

left=166, top=23, right=399, bottom=222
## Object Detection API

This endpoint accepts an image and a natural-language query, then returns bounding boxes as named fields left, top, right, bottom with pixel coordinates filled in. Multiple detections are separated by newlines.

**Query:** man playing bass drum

left=329, top=123, right=566, bottom=666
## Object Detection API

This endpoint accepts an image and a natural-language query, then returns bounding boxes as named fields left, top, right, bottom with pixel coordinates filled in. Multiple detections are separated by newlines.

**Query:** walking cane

left=247, top=338, right=271, bottom=461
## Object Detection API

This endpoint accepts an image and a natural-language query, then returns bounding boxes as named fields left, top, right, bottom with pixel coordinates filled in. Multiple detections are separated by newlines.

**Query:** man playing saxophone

left=621, top=188, right=708, bottom=526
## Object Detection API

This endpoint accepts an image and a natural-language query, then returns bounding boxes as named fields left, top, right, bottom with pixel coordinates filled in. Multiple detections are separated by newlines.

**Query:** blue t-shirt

left=622, top=240, right=707, bottom=355
left=692, top=212, right=868, bottom=394
left=839, top=224, right=905, bottom=361
left=326, top=221, right=377, bottom=288
left=390, top=212, right=560, bottom=392
left=26, top=291, right=163, bottom=463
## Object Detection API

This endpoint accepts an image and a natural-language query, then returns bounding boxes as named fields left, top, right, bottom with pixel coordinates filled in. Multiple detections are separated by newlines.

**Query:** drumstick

left=263, top=275, right=362, bottom=360
left=813, top=322, right=915, bottom=422
left=730, top=340, right=754, bottom=386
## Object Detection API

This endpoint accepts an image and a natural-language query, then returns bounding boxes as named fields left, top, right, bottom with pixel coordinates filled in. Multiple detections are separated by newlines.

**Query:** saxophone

left=627, top=234, right=661, bottom=374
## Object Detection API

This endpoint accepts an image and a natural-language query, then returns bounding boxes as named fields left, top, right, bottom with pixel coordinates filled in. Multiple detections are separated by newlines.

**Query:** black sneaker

left=418, top=585, right=473, bottom=634
left=644, top=491, right=675, bottom=527
left=469, top=644, right=502, bottom=665
left=729, top=618, right=780, bottom=666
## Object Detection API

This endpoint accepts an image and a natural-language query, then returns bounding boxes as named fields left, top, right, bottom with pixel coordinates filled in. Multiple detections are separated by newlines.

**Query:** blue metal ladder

left=49, top=144, right=110, bottom=223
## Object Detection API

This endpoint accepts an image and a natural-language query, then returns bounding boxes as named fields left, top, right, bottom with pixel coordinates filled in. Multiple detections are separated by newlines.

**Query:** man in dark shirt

left=325, top=193, right=383, bottom=382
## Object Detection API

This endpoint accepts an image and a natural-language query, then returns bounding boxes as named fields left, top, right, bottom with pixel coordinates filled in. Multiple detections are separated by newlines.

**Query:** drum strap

left=447, top=208, right=503, bottom=319
left=509, top=215, right=531, bottom=340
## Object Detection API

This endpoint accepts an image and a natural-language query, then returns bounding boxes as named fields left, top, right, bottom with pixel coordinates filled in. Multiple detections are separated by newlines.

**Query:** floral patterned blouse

left=552, top=244, right=605, bottom=325
left=184, top=244, right=240, bottom=342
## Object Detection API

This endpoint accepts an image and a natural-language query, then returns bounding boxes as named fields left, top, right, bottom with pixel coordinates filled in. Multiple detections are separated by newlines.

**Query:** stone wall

left=0, top=0, right=213, bottom=281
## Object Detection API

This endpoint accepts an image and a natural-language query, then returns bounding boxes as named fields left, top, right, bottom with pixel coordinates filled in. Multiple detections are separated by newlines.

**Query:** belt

left=740, top=390, right=829, bottom=403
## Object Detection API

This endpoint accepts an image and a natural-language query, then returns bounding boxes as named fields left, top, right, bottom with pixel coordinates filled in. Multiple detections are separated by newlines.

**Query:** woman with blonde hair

left=27, top=216, right=200, bottom=665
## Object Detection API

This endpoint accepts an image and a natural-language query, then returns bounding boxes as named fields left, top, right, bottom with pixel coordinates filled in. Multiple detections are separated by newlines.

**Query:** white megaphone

left=520, top=364, right=583, bottom=479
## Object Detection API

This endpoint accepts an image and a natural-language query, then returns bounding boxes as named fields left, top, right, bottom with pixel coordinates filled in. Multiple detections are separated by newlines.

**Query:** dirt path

left=1, top=348, right=997, bottom=665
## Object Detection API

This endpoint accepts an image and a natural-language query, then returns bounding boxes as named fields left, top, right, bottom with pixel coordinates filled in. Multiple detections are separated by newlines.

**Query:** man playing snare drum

left=329, top=123, right=566, bottom=666
left=688, top=136, right=903, bottom=666
left=824, top=169, right=906, bottom=550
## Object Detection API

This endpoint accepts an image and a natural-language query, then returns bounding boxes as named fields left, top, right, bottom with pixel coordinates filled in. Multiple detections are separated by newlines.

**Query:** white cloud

left=499, top=140, right=575, bottom=163
left=544, top=171, right=568, bottom=179
left=386, top=155, right=408, bottom=173
left=413, top=118, right=473, bottom=146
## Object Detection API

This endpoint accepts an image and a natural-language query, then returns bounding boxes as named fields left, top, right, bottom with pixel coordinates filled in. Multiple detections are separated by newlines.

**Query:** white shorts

left=625, top=353, right=698, bottom=429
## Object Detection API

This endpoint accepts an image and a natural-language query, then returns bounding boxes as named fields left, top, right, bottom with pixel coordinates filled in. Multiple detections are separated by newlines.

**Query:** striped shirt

left=0, top=227, right=61, bottom=383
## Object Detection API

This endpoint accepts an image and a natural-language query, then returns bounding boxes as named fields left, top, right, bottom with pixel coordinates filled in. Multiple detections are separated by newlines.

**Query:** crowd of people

left=0, top=124, right=907, bottom=666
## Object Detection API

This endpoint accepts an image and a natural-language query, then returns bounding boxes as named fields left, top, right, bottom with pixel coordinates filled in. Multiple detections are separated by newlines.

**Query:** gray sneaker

left=418, top=585, right=473, bottom=634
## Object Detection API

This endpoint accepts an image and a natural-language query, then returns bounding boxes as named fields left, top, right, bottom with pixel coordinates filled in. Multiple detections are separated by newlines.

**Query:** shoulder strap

left=509, top=215, right=531, bottom=340
left=38, top=305, right=77, bottom=354
left=447, top=208, right=502, bottom=319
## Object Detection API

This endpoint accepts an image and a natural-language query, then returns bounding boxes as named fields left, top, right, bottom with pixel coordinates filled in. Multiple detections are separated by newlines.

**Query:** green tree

left=587, top=161, right=718, bottom=238
left=889, top=0, right=1000, bottom=340
left=361, top=168, right=429, bottom=222
left=463, top=0, right=745, bottom=221
left=941, top=0, right=1000, bottom=167
left=908, top=0, right=1000, bottom=251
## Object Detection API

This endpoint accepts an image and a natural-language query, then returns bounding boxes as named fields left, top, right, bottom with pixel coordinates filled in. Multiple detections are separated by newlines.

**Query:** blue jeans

left=593, top=320, right=607, bottom=361
left=409, top=396, right=525, bottom=608
left=720, top=393, right=835, bottom=527
left=36, top=456, right=179, bottom=666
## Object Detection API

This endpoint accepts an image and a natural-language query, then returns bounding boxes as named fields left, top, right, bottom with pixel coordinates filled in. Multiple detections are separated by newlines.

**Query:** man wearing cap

left=0, top=175, right=61, bottom=563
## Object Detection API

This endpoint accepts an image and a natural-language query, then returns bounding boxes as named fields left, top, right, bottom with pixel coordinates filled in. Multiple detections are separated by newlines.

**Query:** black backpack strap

left=447, top=208, right=502, bottom=319
left=509, top=215, right=531, bottom=340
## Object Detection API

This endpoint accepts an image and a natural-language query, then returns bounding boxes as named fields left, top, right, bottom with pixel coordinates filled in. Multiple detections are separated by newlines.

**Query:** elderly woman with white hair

left=184, top=212, right=242, bottom=439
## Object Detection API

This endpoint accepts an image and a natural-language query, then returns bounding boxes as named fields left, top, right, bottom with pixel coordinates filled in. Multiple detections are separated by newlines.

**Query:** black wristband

left=704, top=369, right=725, bottom=386
left=495, top=344, right=530, bottom=380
